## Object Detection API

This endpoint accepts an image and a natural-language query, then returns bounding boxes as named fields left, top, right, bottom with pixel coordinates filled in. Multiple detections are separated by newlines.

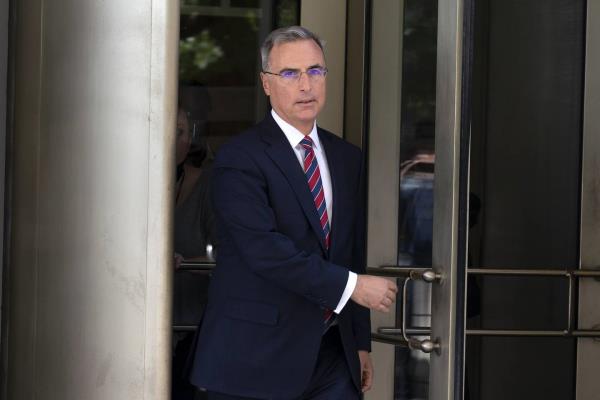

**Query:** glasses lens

left=307, top=68, right=326, bottom=77
left=280, top=70, right=299, bottom=80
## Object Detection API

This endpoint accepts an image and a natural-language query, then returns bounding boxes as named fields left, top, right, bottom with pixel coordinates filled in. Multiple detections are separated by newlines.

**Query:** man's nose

left=298, top=71, right=311, bottom=91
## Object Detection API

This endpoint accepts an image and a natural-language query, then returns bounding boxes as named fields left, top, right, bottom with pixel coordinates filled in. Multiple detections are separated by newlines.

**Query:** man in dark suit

left=190, top=26, right=398, bottom=400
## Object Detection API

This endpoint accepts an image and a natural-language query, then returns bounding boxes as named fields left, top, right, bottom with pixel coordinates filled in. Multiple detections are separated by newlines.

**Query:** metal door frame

left=362, top=0, right=466, bottom=398
left=429, top=0, right=465, bottom=399
left=577, top=1, right=600, bottom=398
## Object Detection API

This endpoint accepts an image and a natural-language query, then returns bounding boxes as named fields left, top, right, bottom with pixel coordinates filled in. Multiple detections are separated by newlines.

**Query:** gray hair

left=260, top=26, right=325, bottom=71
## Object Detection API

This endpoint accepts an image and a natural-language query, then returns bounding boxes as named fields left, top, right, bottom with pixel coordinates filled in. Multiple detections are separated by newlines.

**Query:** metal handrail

left=366, top=266, right=412, bottom=278
left=371, top=333, right=409, bottom=347
left=370, top=265, right=600, bottom=345
left=177, top=261, right=215, bottom=273
left=366, top=266, right=433, bottom=278
left=367, top=265, right=600, bottom=278
left=173, top=325, right=198, bottom=332
left=466, top=329, right=600, bottom=337
left=468, top=268, right=600, bottom=277
left=378, top=327, right=600, bottom=338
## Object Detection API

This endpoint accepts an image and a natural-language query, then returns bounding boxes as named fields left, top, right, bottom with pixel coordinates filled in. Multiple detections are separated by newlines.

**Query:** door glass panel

left=173, top=1, right=299, bottom=398
left=396, top=1, right=438, bottom=399
left=465, top=1, right=585, bottom=400
left=368, top=0, right=438, bottom=398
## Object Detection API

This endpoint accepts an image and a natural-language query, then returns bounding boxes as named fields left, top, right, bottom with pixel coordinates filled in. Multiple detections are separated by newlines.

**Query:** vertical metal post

left=2, top=1, right=178, bottom=398
left=576, top=1, right=600, bottom=399
left=343, top=0, right=369, bottom=149
left=429, top=0, right=464, bottom=399
left=364, top=1, right=404, bottom=398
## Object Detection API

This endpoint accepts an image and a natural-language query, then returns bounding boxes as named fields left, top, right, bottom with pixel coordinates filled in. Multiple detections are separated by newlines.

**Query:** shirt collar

left=271, top=109, right=321, bottom=152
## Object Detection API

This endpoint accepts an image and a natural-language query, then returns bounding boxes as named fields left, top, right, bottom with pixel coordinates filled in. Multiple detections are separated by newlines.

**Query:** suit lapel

left=260, top=116, right=328, bottom=253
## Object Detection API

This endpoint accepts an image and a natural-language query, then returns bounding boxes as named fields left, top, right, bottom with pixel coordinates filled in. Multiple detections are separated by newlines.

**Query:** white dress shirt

left=271, top=109, right=357, bottom=314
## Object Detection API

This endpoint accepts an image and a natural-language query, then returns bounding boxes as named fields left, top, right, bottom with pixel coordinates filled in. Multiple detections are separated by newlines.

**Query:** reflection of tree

left=179, top=2, right=299, bottom=86
left=276, top=0, right=300, bottom=27
left=179, top=14, right=259, bottom=86
left=180, top=30, right=224, bottom=77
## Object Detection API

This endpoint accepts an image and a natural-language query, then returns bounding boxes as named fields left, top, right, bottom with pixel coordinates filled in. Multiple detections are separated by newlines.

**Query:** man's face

left=261, top=39, right=326, bottom=134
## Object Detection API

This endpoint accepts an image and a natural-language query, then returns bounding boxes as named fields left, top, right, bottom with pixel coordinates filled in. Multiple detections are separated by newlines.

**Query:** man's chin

left=296, top=114, right=318, bottom=127
left=294, top=108, right=320, bottom=121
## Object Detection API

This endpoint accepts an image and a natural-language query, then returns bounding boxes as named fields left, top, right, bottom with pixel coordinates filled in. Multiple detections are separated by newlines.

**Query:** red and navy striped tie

left=300, top=136, right=334, bottom=327
left=300, top=136, right=331, bottom=249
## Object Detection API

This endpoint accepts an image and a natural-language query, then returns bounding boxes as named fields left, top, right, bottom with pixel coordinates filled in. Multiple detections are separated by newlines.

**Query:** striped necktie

left=300, top=136, right=331, bottom=249
left=300, top=136, right=334, bottom=328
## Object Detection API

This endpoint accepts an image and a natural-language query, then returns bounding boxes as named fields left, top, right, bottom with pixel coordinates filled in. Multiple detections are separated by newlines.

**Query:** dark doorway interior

left=466, top=1, right=586, bottom=399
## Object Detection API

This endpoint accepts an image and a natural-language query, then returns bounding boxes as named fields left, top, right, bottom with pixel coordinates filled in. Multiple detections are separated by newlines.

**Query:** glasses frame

left=262, top=67, right=328, bottom=83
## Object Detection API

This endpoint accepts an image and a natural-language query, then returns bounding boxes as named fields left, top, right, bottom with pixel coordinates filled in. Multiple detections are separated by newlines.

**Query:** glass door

left=365, top=1, right=600, bottom=399
left=365, top=0, right=463, bottom=398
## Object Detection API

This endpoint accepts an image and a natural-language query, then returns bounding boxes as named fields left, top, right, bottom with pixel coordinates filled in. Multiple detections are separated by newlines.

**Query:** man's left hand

left=358, top=350, right=373, bottom=393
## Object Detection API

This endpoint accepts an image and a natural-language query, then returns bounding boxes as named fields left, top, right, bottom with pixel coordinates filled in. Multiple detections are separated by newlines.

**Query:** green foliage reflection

left=180, top=30, right=224, bottom=76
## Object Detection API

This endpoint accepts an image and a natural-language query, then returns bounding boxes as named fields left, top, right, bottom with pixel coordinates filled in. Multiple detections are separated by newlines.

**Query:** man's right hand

left=351, top=275, right=399, bottom=312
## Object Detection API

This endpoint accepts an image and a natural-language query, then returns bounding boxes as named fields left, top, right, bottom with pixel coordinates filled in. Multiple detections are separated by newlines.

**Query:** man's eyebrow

left=279, top=64, right=324, bottom=72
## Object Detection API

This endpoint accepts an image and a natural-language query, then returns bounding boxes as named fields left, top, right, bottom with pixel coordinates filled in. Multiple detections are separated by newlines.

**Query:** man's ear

left=260, top=73, right=271, bottom=96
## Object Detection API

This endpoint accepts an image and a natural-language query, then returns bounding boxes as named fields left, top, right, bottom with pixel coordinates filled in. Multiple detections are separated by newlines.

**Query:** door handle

left=400, top=269, right=441, bottom=353
left=368, top=267, right=442, bottom=352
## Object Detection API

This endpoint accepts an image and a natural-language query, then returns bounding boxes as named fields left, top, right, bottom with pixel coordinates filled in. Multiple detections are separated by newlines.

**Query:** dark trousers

left=207, top=326, right=360, bottom=400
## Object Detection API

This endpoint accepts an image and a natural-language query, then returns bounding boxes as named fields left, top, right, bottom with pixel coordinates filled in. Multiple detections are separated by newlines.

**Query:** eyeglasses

left=262, top=67, right=328, bottom=83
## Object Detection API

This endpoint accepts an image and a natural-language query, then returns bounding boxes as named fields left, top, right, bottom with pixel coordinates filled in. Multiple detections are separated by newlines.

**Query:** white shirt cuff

left=333, top=271, right=357, bottom=314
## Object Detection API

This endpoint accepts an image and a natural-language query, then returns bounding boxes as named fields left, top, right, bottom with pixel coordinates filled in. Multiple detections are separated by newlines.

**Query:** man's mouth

left=296, top=99, right=315, bottom=105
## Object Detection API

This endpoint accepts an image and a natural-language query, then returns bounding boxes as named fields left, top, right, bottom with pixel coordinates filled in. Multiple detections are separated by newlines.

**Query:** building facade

left=1, top=1, right=599, bottom=399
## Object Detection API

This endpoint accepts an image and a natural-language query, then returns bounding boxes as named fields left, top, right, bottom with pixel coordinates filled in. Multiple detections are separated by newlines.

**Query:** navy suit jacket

left=190, top=113, right=370, bottom=399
